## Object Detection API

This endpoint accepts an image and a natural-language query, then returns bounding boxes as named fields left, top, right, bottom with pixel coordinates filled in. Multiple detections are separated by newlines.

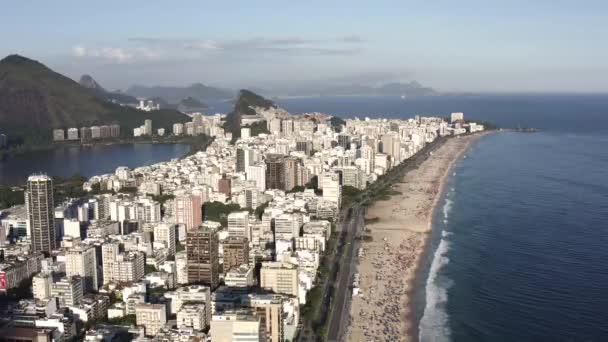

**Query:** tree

left=202, top=201, right=242, bottom=226
left=305, top=176, right=318, bottom=190
left=287, top=185, right=305, bottom=193
left=329, top=116, right=346, bottom=132
left=255, top=202, right=269, bottom=220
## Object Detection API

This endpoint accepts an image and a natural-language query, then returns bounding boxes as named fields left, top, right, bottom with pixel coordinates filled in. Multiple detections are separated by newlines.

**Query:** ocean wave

left=419, top=231, right=453, bottom=342
left=443, top=198, right=453, bottom=219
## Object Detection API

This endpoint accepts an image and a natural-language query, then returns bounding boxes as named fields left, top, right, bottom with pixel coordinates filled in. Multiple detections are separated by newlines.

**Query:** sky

left=2, top=0, right=607, bottom=93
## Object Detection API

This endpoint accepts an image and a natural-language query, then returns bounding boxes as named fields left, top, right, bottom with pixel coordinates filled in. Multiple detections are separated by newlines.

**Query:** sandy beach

left=344, top=134, right=483, bottom=342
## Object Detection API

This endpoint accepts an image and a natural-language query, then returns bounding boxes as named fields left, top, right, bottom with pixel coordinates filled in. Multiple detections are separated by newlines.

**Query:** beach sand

left=344, top=134, right=483, bottom=342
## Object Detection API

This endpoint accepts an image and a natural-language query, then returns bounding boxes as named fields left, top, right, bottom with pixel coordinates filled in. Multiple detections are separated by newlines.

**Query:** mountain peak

left=236, top=89, right=276, bottom=109
left=79, top=74, right=104, bottom=91
left=223, top=89, right=276, bottom=139
left=0, top=54, right=46, bottom=68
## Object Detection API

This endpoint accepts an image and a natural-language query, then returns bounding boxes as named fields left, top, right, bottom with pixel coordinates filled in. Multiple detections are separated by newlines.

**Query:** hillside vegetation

left=0, top=54, right=189, bottom=145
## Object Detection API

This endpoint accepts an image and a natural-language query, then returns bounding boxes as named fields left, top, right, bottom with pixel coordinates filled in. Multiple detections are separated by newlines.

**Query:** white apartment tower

left=65, top=244, right=98, bottom=292
left=154, top=223, right=176, bottom=255
left=136, top=303, right=167, bottom=336
left=101, top=242, right=119, bottom=285
left=227, top=211, right=250, bottom=240
left=321, top=172, right=341, bottom=207
left=260, top=262, right=299, bottom=298
left=246, top=164, right=267, bottom=192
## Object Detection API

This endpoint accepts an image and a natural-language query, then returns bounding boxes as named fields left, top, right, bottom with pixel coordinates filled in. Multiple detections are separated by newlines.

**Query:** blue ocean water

left=417, top=132, right=608, bottom=341
left=279, top=94, right=608, bottom=134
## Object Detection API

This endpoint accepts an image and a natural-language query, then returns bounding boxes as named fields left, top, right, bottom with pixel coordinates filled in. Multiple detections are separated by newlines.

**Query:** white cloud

left=127, top=35, right=366, bottom=56
left=72, top=45, right=87, bottom=57
left=71, top=45, right=142, bottom=63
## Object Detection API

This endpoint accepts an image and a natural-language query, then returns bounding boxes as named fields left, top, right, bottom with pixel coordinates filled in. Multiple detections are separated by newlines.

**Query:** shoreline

left=345, top=132, right=490, bottom=341
left=408, top=131, right=489, bottom=341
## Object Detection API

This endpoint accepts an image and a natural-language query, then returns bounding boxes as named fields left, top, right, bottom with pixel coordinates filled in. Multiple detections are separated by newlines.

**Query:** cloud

left=127, top=35, right=365, bottom=56
left=72, top=45, right=87, bottom=57
left=338, top=35, right=365, bottom=43
left=71, top=35, right=366, bottom=66
left=71, top=45, right=163, bottom=63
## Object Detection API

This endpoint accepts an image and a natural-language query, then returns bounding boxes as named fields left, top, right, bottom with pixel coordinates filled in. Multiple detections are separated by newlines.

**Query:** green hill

left=0, top=54, right=189, bottom=145
left=223, top=89, right=276, bottom=138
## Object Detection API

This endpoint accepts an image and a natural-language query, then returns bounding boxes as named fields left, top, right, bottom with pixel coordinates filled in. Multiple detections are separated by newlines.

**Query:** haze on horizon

left=2, top=0, right=607, bottom=94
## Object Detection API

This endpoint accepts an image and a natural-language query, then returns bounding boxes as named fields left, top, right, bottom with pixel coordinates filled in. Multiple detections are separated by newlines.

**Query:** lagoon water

left=0, top=143, right=190, bottom=185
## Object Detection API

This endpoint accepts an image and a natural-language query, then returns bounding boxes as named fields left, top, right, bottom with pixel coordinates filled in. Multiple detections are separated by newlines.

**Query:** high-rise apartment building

left=144, top=119, right=153, bottom=136
left=284, top=158, right=298, bottom=192
left=337, top=133, right=351, bottom=150
left=222, top=236, right=249, bottom=272
left=248, top=295, right=285, bottom=342
left=65, top=244, right=98, bottom=292
left=51, top=276, right=83, bottom=307
left=101, top=242, right=119, bottom=285
left=174, top=194, right=202, bottom=231
left=32, top=272, right=52, bottom=301
left=321, top=172, right=341, bottom=206
left=227, top=211, right=250, bottom=240
left=246, top=164, right=266, bottom=192
left=274, top=213, right=299, bottom=241
left=154, top=223, right=176, bottom=255
left=211, top=312, right=264, bottom=342
left=218, top=177, right=232, bottom=197
left=265, top=154, right=286, bottom=190
left=186, top=226, right=219, bottom=289
left=26, top=175, right=56, bottom=254
left=236, top=148, right=251, bottom=173
left=260, top=262, right=299, bottom=298
left=136, top=303, right=167, bottom=336
left=102, top=242, right=145, bottom=284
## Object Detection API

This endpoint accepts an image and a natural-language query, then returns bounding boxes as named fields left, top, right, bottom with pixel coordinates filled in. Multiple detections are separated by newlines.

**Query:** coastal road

left=297, top=206, right=357, bottom=342
left=326, top=205, right=364, bottom=341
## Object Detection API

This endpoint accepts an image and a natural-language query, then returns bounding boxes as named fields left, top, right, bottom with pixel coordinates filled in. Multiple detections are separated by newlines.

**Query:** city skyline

left=2, top=1, right=607, bottom=93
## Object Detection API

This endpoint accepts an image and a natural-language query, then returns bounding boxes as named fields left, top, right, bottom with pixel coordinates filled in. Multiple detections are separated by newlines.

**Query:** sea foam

left=419, top=198, right=454, bottom=342
left=443, top=198, right=453, bottom=220
left=419, top=233, right=452, bottom=342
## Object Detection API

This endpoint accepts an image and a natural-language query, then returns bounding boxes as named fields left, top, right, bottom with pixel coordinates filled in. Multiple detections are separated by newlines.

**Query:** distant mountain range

left=122, top=80, right=437, bottom=104
left=0, top=54, right=189, bottom=143
left=126, top=83, right=235, bottom=103
left=0, top=53, right=439, bottom=145
left=254, top=81, right=437, bottom=98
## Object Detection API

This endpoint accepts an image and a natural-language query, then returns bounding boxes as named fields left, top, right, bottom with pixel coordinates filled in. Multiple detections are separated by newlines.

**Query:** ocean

left=416, top=131, right=608, bottom=341
left=263, top=94, right=608, bottom=341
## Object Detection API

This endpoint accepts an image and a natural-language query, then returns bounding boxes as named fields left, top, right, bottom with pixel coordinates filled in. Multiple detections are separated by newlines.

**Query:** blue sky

left=2, top=0, right=607, bottom=92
